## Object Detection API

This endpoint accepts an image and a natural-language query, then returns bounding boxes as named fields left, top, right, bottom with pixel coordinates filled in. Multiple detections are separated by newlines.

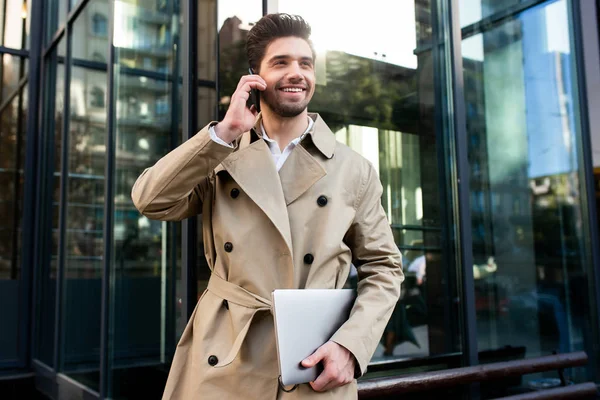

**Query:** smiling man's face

left=258, top=36, right=316, bottom=118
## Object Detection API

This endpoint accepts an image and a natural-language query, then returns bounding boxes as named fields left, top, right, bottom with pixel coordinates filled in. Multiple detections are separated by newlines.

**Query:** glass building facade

left=1, top=0, right=600, bottom=398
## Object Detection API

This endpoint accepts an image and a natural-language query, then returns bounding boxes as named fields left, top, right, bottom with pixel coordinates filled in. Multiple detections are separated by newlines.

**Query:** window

left=90, top=86, right=105, bottom=108
left=92, top=13, right=108, bottom=37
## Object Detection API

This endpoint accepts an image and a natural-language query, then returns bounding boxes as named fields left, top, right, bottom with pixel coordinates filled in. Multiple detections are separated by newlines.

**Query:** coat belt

left=207, top=273, right=273, bottom=368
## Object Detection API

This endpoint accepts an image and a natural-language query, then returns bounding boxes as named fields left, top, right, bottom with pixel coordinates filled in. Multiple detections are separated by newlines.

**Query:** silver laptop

left=271, top=289, right=356, bottom=386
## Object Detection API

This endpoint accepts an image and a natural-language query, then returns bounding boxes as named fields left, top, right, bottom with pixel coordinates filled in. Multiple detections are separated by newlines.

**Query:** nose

left=287, top=61, right=303, bottom=81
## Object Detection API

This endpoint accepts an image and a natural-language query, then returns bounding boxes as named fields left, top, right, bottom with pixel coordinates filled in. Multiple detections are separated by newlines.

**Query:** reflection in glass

left=277, top=0, right=461, bottom=364
left=72, top=0, right=110, bottom=63
left=217, top=0, right=262, bottom=118
left=460, top=0, right=524, bottom=27
left=110, top=1, right=181, bottom=397
left=1, top=54, right=27, bottom=103
left=59, top=66, right=107, bottom=390
left=1, top=0, right=30, bottom=49
left=45, top=0, right=67, bottom=45
left=462, top=0, right=595, bottom=384
left=0, top=83, right=27, bottom=363
left=197, top=0, right=216, bottom=81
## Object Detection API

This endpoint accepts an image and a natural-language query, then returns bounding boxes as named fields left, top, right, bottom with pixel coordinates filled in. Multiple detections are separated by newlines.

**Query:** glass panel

left=113, top=0, right=176, bottom=72
left=2, top=0, right=29, bottom=49
left=1, top=54, right=27, bottom=104
left=462, top=0, right=597, bottom=385
left=72, top=0, right=110, bottom=63
left=460, top=0, right=524, bottom=27
left=45, top=0, right=68, bottom=45
left=197, top=0, right=216, bottom=81
left=36, top=49, right=65, bottom=367
left=110, top=1, right=181, bottom=397
left=60, top=66, right=106, bottom=390
left=275, top=0, right=462, bottom=365
left=217, top=0, right=262, bottom=119
left=0, top=83, right=27, bottom=363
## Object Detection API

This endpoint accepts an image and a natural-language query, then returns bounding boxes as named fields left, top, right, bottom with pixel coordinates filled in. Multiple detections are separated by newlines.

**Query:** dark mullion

left=167, top=0, right=181, bottom=355
left=181, top=0, right=198, bottom=322
left=461, top=0, right=547, bottom=40
left=448, top=0, right=478, bottom=375
left=0, top=46, right=29, bottom=56
left=100, top=0, right=117, bottom=396
left=44, top=28, right=65, bottom=58
left=570, top=0, right=600, bottom=382
left=66, top=0, right=89, bottom=22
left=23, top=0, right=45, bottom=368
left=52, top=8, right=73, bottom=373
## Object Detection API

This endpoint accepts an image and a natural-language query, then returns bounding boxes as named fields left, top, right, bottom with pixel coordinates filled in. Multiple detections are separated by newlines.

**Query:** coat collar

left=248, top=112, right=336, bottom=159
left=217, top=112, right=335, bottom=253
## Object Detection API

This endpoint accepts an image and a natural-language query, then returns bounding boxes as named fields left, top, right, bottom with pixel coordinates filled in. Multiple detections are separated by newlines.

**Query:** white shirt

left=208, top=117, right=314, bottom=171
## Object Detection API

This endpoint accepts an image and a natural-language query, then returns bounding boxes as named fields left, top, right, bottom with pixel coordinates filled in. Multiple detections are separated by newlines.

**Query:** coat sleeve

left=330, top=162, right=404, bottom=376
left=131, top=123, right=236, bottom=221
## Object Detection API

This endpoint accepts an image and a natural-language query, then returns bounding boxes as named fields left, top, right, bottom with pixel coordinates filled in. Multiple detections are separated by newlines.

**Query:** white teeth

left=282, top=88, right=303, bottom=92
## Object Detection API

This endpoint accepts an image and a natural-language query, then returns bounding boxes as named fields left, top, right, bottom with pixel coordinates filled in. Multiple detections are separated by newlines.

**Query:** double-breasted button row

left=208, top=355, right=218, bottom=366
left=224, top=242, right=233, bottom=252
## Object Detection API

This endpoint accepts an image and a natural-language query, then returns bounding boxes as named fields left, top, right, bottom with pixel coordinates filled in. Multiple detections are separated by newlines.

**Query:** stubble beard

left=262, top=85, right=312, bottom=118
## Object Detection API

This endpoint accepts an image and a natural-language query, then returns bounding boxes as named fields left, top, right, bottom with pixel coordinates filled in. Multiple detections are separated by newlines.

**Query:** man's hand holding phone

left=214, top=74, right=266, bottom=144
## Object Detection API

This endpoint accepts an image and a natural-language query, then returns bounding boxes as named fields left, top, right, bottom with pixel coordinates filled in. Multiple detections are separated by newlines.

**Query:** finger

left=236, top=75, right=266, bottom=91
left=249, top=104, right=258, bottom=116
left=309, top=368, right=334, bottom=392
left=302, top=345, right=329, bottom=368
left=240, top=80, right=266, bottom=93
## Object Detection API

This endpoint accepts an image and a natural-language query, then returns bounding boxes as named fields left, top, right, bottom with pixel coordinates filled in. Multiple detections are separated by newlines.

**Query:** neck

left=261, top=108, right=309, bottom=151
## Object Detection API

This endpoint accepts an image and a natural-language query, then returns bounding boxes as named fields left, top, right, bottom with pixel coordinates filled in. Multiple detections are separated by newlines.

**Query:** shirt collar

left=252, top=112, right=335, bottom=159
left=260, top=117, right=314, bottom=147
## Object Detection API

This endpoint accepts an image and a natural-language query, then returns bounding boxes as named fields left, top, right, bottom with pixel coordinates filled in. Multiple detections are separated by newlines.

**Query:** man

left=132, top=13, right=403, bottom=399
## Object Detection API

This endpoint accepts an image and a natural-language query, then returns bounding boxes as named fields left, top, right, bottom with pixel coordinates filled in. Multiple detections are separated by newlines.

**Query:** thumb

left=302, top=345, right=328, bottom=368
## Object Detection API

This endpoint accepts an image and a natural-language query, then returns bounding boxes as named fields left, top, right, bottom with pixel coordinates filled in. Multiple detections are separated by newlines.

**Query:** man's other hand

left=301, top=341, right=355, bottom=392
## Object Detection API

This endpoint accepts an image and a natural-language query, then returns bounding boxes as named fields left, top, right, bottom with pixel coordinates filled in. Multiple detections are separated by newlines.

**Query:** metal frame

left=99, top=0, right=116, bottom=395
left=181, top=0, right=198, bottom=322
left=447, top=0, right=478, bottom=370
left=570, top=0, right=600, bottom=382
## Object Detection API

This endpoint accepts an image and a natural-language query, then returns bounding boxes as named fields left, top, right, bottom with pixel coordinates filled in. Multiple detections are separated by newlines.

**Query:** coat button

left=317, top=195, right=328, bottom=207
left=208, top=355, right=218, bottom=366
left=223, top=299, right=229, bottom=310
left=230, top=188, right=240, bottom=199
left=304, top=254, right=314, bottom=264
left=224, top=242, right=233, bottom=252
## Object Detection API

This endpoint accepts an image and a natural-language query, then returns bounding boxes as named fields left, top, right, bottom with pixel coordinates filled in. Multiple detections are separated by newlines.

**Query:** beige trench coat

left=131, top=113, right=404, bottom=399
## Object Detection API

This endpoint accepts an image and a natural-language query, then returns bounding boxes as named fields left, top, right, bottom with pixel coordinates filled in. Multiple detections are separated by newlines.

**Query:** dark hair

left=246, top=13, right=316, bottom=72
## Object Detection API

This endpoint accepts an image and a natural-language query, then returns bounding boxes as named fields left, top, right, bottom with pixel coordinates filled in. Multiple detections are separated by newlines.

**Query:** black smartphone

left=248, top=68, right=261, bottom=113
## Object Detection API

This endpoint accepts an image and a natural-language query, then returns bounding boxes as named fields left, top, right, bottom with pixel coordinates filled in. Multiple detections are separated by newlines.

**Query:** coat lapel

left=220, top=135, right=293, bottom=253
left=278, top=144, right=326, bottom=205
left=278, top=114, right=336, bottom=205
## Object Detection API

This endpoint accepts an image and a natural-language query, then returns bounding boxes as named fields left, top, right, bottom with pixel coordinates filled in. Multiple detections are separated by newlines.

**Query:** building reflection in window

left=462, top=0, right=595, bottom=384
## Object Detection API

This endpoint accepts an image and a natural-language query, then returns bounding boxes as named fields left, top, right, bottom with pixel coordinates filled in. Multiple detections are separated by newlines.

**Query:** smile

left=280, top=88, right=304, bottom=92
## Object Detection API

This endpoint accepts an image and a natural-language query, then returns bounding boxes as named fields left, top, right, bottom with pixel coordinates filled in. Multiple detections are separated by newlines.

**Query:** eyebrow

left=267, top=55, right=314, bottom=64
